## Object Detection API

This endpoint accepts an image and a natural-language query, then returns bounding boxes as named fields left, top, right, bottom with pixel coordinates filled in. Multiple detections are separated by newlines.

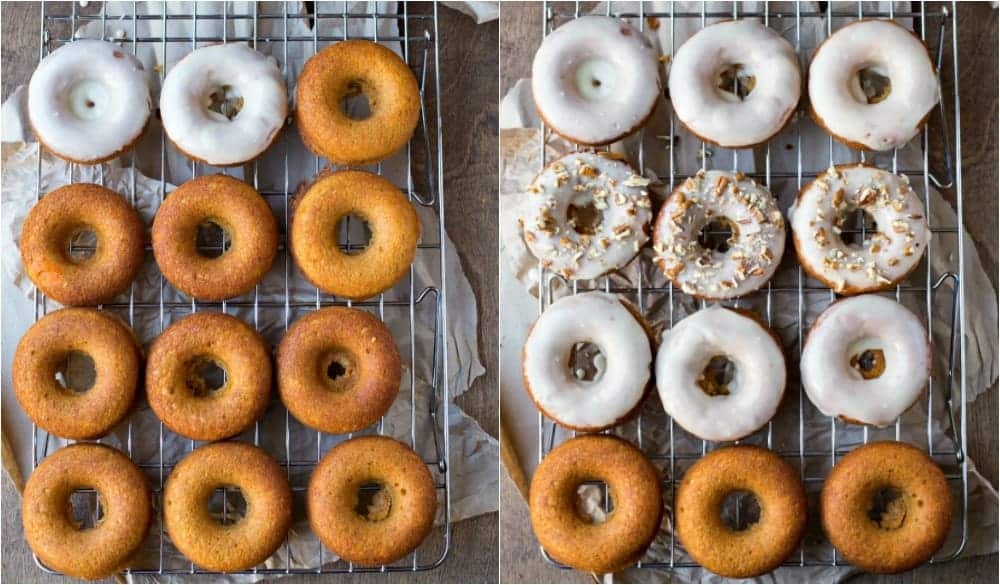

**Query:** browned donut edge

left=535, top=95, right=660, bottom=148
left=29, top=111, right=150, bottom=166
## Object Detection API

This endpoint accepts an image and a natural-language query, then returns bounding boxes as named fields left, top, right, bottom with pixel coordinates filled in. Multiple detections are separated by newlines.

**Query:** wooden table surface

left=499, top=1, right=998, bottom=583
left=0, top=2, right=498, bottom=583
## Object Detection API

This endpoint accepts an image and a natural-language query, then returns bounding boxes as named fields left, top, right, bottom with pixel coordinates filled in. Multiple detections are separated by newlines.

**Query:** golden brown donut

left=277, top=306, right=400, bottom=435
left=23, top=443, right=152, bottom=580
left=19, top=183, right=145, bottom=306
left=296, top=40, right=420, bottom=165
left=151, top=174, right=278, bottom=301
left=821, top=441, right=952, bottom=574
left=675, top=445, right=807, bottom=578
left=164, top=442, right=292, bottom=572
left=529, top=435, right=662, bottom=573
left=308, top=435, right=436, bottom=566
left=13, top=308, right=141, bottom=440
left=146, top=311, right=271, bottom=441
left=290, top=170, right=420, bottom=300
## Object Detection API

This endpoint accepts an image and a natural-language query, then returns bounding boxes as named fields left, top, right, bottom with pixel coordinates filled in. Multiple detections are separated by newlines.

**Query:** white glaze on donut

left=28, top=39, right=151, bottom=164
left=669, top=20, right=801, bottom=148
left=655, top=305, right=785, bottom=442
left=520, top=152, right=652, bottom=280
left=532, top=16, right=661, bottom=145
left=523, top=292, right=651, bottom=431
left=160, top=43, right=287, bottom=166
left=809, top=20, right=939, bottom=151
left=652, top=170, right=785, bottom=299
left=790, top=164, right=929, bottom=294
left=801, top=295, right=929, bottom=427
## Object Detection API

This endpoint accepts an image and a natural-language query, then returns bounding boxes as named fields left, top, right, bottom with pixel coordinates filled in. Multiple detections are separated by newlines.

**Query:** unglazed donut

left=655, top=306, right=786, bottom=442
left=653, top=170, right=785, bottom=299
left=532, top=16, right=660, bottom=145
left=20, top=183, right=145, bottom=306
left=809, top=20, right=938, bottom=151
left=28, top=39, right=151, bottom=164
left=520, top=152, right=652, bottom=280
left=160, top=43, right=287, bottom=166
left=790, top=164, right=929, bottom=294
left=523, top=292, right=652, bottom=431
left=669, top=20, right=801, bottom=148
left=801, top=295, right=929, bottom=427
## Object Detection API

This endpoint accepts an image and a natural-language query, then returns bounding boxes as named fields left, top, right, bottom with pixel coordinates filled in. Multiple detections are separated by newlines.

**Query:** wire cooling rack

left=29, top=0, right=451, bottom=576
left=534, top=0, right=969, bottom=572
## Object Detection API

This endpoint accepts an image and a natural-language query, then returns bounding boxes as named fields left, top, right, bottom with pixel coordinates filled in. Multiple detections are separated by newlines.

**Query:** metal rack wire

left=535, top=0, right=968, bottom=572
left=29, top=0, right=451, bottom=576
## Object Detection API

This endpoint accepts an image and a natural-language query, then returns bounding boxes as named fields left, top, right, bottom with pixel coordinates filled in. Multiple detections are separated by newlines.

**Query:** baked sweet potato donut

left=164, top=442, right=292, bottom=572
left=296, top=40, right=419, bottom=165
left=151, top=174, right=278, bottom=301
left=308, top=436, right=436, bottom=566
left=20, top=183, right=145, bottom=306
left=23, top=443, right=151, bottom=580
left=13, top=307, right=141, bottom=440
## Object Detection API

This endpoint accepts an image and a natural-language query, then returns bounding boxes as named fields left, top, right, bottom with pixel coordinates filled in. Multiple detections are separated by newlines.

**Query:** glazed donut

left=529, top=435, right=662, bottom=573
left=821, top=441, right=951, bottom=573
left=23, top=443, right=151, bottom=580
left=13, top=308, right=141, bottom=440
left=20, top=183, right=145, bottom=306
left=152, top=174, right=278, bottom=301
left=676, top=445, right=807, bottom=578
left=809, top=20, right=939, bottom=151
left=296, top=40, right=419, bottom=165
left=160, top=43, right=287, bottom=166
left=290, top=170, right=419, bottom=300
left=669, top=20, right=801, bottom=149
left=520, top=152, right=652, bottom=280
left=308, top=436, right=436, bottom=566
left=165, top=442, right=292, bottom=572
left=655, top=306, right=786, bottom=442
left=791, top=163, right=929, bottom=294
left=146, top=312, right=271, bottom=441
left=28, top=39, right=151, bottom=164
left=522, top=292, right=651, bottom=431
left=801, top=295, right=929, bottom=427
left=653, top=170, right=785, bottom=299
left=532, top=16, right=661, bottom=146
left=277, top=306, right=401, bottom=435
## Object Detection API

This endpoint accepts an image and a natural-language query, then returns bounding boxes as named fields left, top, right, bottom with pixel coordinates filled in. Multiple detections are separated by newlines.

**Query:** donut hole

left=868, top=486, right=907, bottom=530
left=64, top=227, right=97, bottom=263
left=854, top=66, right=893, bottom=105
left=850, top=348, right=887, bottom=380
left=340, top=80, right=374, bottom=120
left=697, top=355, right=737, bottom=397
left=575, top=481, right=614, bottom=525
left=184, top=356, right=227, bottom=397
left=354, top=482, right=392, bottom=522
left=698, top=217, right=739, bottom=254
left=54, top=350, right=96, bottom=394
left=837, top=207, right=879, bottom=247
left=719, top=489, right=761, bottom=531
left=66, top=488, right=103, bottom=530
left=196, top=221, right=231, bottom=259
left=322, top=349, right=358, bottom=391
left=207, top=486, right=247, bottom=525
left=567, top=201, right=603, bottom=236
left=206, top=84, right=244, bottom=121
left=572, top=58, right=617, bottom=102
left=67, top=79, right=110, bottom=121
left=568, top=341, right=606, bottom=383
left=715, top=64, right=756, bottom=101
left=335, top=213, right=373, bottom=255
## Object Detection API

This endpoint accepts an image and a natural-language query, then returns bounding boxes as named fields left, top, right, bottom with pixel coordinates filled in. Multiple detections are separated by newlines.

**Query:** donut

left=821, top=441, right=951, bottom=573
left=290, top=170, right=419, bottom=300
left=308, top=436, right=436, bottom=566
left=809, top=20, right=939, bottom=151
left=13, top=308, right=141, bottom=440
left=28, top=39, right=151, bottom=164
left=522, top=292, right=652, bottom=431
left=676, top=445, right=807, bottom=578
left=152, top=174, right=278, bottom=301
left=277, top=306, right=401, bottom=435
left=164, top=442, right=292, bottom=572
left=20, top=183, right=145, bottom=306
left=653, top=170, right=785, bottom=299
left=296, top=40, right=419, bottom=165
left=529, top=435, right=662, bottom=573
left=532, top=16, right=660, bottom=145
left=669, top=20, right=801, bottom=149
left=146, top=312, right=271, bottom=441
left=160, top=43, right=287, bottom=166
left=23, top=443, right=151, bottom=580
left=520, top=152, right=652, bottom=280
left=801, top=294, right=929, bottom=427
left=791, top=163, right=929, bottom=295
left=655, top=305, right=786, bottom=442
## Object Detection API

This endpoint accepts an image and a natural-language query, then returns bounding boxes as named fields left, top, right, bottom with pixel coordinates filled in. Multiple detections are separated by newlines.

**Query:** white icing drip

left=655, top=305, right=785, bottom=442
left=523, top=292, right=651, bottom=429
left=801, top=295, right=929, bottom=426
